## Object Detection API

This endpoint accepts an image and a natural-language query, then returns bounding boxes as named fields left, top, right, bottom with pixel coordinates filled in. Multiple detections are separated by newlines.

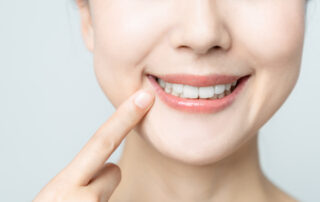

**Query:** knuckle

left=34, top=186, right=72, bottom=202
left=86, top=192, right=100, bottom=202
left=98, top=136, right=116, bottom=154
left=92, top=130, right=117, bottom=155
left=116, top=114, right=134, bottom=129
left=82, top=187, right=102, bottom=202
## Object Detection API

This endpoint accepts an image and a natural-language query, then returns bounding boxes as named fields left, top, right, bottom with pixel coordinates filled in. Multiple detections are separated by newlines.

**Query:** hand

left=33, top=89, right=155, bottom=202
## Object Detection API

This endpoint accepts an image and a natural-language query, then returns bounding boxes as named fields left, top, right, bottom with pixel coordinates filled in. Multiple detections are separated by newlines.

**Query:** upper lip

left=148, top=73, right=250, bottom=87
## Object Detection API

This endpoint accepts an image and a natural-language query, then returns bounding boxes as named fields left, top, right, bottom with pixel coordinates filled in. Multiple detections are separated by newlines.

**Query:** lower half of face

left=90, top=0, right=306, bottom=165
left=133, top=61, right=301, bottom=166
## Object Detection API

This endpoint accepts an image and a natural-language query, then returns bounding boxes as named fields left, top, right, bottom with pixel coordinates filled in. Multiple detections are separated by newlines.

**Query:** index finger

left=61, top=89, right=155, bottom=186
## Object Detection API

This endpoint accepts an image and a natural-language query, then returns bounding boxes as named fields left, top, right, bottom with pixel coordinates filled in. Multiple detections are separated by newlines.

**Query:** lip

left=147, top=74, right=251, bottom=113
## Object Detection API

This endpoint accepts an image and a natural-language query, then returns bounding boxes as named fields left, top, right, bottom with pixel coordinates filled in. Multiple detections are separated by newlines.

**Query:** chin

left=137, top=121, right=254, bottom=166
left=134, top=98, right=256, bottom=166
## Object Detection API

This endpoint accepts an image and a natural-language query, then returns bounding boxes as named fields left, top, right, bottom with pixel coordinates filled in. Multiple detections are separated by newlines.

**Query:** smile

left=147, top=73, right=251, bottom=113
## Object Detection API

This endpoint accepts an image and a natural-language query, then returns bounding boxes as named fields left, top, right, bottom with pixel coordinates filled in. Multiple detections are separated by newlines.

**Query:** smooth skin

left=33, top=89, right=155, bottom=201
left=34, top=0, right=306, bottom=201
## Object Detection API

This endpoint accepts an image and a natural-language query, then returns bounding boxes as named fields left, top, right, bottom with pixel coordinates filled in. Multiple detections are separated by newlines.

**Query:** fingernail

left=134, top=91, right=154, bottom=109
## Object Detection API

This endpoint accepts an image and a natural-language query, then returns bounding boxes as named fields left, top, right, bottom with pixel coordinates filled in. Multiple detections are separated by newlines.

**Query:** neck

left=110, top=130, right=274, bottom=202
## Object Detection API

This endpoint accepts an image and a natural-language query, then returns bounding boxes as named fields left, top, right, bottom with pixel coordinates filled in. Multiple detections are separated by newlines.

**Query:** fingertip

left=133, top=90, right=155, bottom=109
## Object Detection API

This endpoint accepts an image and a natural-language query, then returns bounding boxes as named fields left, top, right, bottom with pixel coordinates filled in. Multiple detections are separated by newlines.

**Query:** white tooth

left=198, top=86, right=215, bottom=98
left=171, top=83, right=183, bottom=95
left=232, top=81, right=237, bottom=87
left=214, top=84, right=225, bottom=94
left=171, top=91, right=180, bottom=96
left=165, top=83, right=172, bottom=93
left=181, top=85, right=198, bottom=98
left=159, top=78, right=166, bottom=88
left=226, top=83, right=231, bottom=91
left=180, top=93, right=187, bottom=98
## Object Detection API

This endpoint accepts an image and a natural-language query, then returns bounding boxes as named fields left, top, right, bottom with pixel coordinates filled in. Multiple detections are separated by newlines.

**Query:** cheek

left=233, top=1, right=305, bottom=64
left=230, top=1, right=305, bottom=128
left=90, top=2, right=172, bottom=108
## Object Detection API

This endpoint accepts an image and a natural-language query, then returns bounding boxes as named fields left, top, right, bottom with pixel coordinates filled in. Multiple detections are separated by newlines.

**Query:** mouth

left=147, top=73, right=251, bottom=113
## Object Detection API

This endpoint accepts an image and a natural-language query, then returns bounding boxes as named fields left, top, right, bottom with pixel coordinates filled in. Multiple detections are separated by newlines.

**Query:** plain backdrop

left=0, top=1, right=319, bottom=201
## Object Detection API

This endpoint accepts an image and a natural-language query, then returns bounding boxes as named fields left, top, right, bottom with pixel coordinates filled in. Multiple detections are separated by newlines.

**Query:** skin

left=34, top=0, right=306, bottom=201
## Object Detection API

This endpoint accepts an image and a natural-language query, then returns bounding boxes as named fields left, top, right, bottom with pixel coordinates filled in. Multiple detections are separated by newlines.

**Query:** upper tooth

left=181, top=85, right=198, bottom=98
left=165, top=83, right=172, bottom=93
left=159, top=79, right=166, bottom=88
left=172, top=83, right=183, bottom=95
left=157, top=78, right=235, bottom=99
left=198, top=86, right=215, bottom=98
left=226, top=83, right=231, bottom=91
left=214, top=84, right=225, bottom=94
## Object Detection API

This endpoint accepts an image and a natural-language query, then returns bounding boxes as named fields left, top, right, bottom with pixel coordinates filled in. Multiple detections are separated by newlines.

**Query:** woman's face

left=78, top=0, right=306, bottom=165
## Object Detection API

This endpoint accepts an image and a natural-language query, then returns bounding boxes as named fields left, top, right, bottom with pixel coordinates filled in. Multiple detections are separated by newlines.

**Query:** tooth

left=171, top=83, right=183, bottom=95
left=232, top=81, right=237, bottom=87
left=198, top=86, right=215, bottom=98
left=159, top=79, right=236, bottom=99
left=225, top=83, right=231, bottom=91
left=171, top=91, right=180, bottom=96
left=210, top=94, right=218, bottom=99
left=214, top=84, right=225, bottom=94
left=159, top=78, right=166, bottom=88
left=218, top=93, right=225, bottom=99
left=181, top=85, right=198, bottom=98
left=180, top=94, right=187, bottom=98
left=165, top=83, right=172, bottom=93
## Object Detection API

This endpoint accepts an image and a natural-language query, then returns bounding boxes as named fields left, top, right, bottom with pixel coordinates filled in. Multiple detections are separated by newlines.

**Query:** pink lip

left=147, top=74, right=251, bottom=113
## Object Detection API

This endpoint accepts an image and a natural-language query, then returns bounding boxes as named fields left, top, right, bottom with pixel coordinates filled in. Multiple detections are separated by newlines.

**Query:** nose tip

left=170, top=2, right=231, bottom=55
left=181, top=27, right=229, bottom=55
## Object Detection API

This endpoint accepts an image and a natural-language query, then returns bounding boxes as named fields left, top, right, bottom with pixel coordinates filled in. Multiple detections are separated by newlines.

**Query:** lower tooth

left=218, top=93, right=225, bottom=99
left=179, top=94, right=187, bottom=98
left=172, top=92, right=181, bottom=97
left=168, top=89, right=233, bottom=99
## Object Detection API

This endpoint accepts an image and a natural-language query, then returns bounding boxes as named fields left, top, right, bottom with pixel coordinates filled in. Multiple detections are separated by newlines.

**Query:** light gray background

left=0, top=1, right=319, bottom=201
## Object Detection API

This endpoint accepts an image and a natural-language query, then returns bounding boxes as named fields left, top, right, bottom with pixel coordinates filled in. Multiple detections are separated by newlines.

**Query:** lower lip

left=147, top=74, right=250, bottom=113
